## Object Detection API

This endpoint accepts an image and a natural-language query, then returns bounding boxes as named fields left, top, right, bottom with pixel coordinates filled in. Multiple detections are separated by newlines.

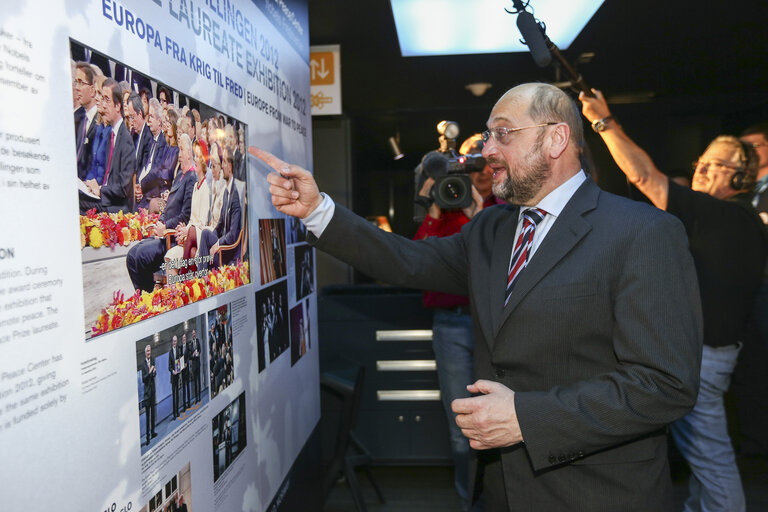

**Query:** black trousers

left=144, top=395, right=156, bottom=442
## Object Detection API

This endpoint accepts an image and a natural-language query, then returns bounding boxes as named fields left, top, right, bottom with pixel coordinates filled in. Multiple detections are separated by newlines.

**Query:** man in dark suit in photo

left=189, top=329, right=201, bottom=404
left=127, top=92, right=153, bottom=170
left=126, top=133, right=196, bottom=292
left=79, top=78, right=136, bottom=214
left=180, top=333, right=191, bottom=410
left=212, top=345, right=226, bottom=394
left=74, top=61, right=98, bottom=180
left=198, top=146, right=241, bottom=270
left=225, top=124, right=245, bottom=182
left=252, top=82, right=703, bottom=511
left=140, top=344, right=157, bottom=445
left=135, top=98, right=172, bottom=211
left=168, top=335, right=181, bottom=419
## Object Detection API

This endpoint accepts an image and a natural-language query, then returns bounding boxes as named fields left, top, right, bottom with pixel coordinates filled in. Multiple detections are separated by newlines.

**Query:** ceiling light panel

left=391, top=0, right=605, bottom=57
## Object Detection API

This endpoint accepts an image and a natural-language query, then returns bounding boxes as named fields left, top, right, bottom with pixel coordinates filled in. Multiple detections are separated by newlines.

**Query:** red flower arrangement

left=80, top=209, right=160, bottom=249
left=91, top=261, right=250, bottom=336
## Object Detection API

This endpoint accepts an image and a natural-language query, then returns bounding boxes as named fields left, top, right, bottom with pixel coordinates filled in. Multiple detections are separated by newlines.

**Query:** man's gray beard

left=491, top=143, right=549, bottom=205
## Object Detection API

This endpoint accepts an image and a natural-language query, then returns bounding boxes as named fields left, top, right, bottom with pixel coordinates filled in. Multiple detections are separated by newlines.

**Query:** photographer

left=581, top=89, right=767, bottom=512
left=412, top=133, right=499, bottom=511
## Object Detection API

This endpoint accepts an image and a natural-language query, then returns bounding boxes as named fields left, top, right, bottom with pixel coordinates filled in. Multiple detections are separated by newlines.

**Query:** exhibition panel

left=0, top=1, right=317, bottom=510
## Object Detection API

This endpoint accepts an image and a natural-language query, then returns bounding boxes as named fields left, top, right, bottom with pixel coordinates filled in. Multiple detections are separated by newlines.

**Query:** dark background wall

left=308, top=1, right=768, bottom=280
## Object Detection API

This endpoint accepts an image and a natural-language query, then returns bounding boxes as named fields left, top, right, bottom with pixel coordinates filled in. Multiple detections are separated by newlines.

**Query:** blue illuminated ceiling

left=390, top=0, right=605, bottom=57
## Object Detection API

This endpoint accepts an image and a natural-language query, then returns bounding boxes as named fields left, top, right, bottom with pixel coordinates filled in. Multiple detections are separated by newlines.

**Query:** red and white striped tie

left=505, top=208, right=547, bottom=305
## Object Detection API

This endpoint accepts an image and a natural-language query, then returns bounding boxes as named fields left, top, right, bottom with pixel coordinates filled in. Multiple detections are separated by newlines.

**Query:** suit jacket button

left=577, top=451, right=585, bottom=458
left=549, top=455, right=557, bottom=464
left=568, top=453, right=576, bottom=461
left=494, top=368, right=505, bottom=378
left=558, top=454, right=566, bottom=462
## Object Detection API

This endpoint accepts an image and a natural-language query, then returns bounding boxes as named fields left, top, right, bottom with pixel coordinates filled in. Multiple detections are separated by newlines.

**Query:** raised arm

left=580, top=89, right=670, bottom=210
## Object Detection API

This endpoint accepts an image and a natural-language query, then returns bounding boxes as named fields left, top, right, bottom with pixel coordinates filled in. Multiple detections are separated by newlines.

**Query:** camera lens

left=433, top=175, right=473, bottom=209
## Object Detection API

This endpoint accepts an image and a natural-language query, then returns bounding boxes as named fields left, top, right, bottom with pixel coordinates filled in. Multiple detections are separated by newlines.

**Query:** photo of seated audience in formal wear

left=293, top=244, right=314, bottom=301
left=136, top=315, right=209, bottom=454
left=290, top=297, right=311, bottom=366
left=207, top=304, right=234, bottom=399
left=72, top=40, right=251, bottom=340
left=255, top=280, right=289, bottom=372
left=139, top=462, right=192, bottom=512
left=258, top=218, right=287, bottom=284
left=212, top=392, right=247, bottom=482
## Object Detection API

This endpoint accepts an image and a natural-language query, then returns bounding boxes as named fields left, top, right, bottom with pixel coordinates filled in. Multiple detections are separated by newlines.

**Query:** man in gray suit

left=252, top=83, right=703, bottom=511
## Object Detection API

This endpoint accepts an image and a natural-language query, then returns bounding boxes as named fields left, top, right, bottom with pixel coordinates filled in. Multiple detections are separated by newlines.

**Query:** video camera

left=414, top=121, right=486, bottom=212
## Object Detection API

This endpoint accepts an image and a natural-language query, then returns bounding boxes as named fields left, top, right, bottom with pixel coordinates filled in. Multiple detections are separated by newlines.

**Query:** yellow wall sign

left=310, top=51, right=334, bottom=85
left=310, top=45, right=341, bottom=116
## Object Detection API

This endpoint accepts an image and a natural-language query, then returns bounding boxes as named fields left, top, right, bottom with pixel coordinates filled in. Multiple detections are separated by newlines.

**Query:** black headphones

left=729, top=139, right=756, bottom=191
left=730, top=170, right=747, bottom=191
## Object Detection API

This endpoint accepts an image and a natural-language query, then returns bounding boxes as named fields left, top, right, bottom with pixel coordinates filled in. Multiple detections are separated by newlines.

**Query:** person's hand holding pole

left=578, top=88, right=611, bottom=125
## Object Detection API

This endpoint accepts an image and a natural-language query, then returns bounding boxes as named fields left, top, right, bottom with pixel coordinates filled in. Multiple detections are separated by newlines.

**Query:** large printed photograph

left=207, top=303, right=234, bottom=399
left=212, top=392, right=247, bottom=482
left=255, top=280, right=289, bottom=372
left=72, top=41, right=251, bottom=340
left=136, top=315, right=209, bottom=454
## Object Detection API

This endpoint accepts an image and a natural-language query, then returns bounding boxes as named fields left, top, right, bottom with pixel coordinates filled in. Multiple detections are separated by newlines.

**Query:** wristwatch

left=591, top=116, right=614, bottom=133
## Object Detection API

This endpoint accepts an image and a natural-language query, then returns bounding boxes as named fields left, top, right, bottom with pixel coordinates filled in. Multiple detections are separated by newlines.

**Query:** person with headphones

left=581, top=89, right=767, bottom=512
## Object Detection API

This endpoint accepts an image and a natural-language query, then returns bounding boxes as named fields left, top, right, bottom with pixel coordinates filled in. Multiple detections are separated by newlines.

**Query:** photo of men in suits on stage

left=293, top=243, right=314, bottom=301
left=72, top=40, right=251, bottom=340
left=258, top=218, right=286, bottom=284
left=135, top=315, right=209, bottom=454
left=255, top=280, right=289, bottom=372
left=207, top=304, right=234, bottom=399
left=290, top=297, right=311, bottom=366
left=212, top=393, right=247, bottom=482
left=139, top=462, right=192, bottom=512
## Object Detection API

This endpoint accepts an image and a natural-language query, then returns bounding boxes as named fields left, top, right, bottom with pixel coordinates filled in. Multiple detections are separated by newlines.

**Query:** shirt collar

left=112, top=117, right=123, bottom=136
left=85, top=105, right=98, bottom=124
left=530, top=170, right=587, bottom=218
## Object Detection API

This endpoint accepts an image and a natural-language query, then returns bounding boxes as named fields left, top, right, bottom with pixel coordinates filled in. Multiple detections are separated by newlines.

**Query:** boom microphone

left=516, top=10, right=551, bottom=68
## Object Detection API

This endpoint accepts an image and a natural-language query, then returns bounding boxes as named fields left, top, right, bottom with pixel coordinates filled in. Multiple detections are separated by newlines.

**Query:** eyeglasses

left=749, top=142, right=768, bottom=149
left=482, top=122, right=558, bottom=145
left=73, top=79, right=92, bottom=88
left=691, top=160, right=741, bottom=173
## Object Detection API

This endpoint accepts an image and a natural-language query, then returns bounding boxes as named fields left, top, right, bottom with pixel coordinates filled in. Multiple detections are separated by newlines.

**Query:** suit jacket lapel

left=486, top=205, right=521, bottom=348
left=169, top=167, right=185, bottom=193
left=492, top=179, right=599, bottom=338
left=106, top=124, right=123, bottom=185
left=86, top=117, right=96, bottom=143
left=135, top=124, right=145, bottom=159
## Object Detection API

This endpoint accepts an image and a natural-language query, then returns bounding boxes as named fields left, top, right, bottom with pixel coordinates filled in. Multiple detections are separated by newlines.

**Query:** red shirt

left=413, top=195, right=505, bottom=308
left=413, top=209, right=472, bottom=308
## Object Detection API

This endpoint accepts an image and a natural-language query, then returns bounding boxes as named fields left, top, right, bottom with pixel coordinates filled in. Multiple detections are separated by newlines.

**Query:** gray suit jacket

left=311, top=178, right=702, bottom=511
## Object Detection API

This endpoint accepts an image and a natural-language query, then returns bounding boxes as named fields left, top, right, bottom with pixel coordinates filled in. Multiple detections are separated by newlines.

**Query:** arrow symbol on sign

left=311, top=58, right=329, bottom=80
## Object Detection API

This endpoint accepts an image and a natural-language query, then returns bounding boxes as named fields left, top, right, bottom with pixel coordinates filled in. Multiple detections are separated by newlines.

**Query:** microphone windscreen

left=516, top=11, right=552, bottom=68
left=422, top=152, right=449, bottom=178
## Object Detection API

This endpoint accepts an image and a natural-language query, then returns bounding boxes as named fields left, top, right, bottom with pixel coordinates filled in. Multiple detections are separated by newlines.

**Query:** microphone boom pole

left=510, top=0, right=594, bottom=98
